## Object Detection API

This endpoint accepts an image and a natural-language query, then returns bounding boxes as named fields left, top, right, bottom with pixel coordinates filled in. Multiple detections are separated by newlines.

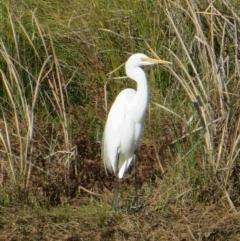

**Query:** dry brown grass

left=0, top=190, right=240, bottom=241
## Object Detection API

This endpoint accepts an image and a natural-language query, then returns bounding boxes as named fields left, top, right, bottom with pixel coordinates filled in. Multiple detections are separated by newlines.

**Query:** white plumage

left=102, top=53, right=170, bottom=179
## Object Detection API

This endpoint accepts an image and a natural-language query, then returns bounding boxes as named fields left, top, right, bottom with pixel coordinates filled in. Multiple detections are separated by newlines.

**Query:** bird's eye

left=140, top=57, right=148, bottom=62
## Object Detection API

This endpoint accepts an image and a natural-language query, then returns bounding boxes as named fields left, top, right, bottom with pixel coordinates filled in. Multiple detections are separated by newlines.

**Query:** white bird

left=102, top=53, right=170, bottom=210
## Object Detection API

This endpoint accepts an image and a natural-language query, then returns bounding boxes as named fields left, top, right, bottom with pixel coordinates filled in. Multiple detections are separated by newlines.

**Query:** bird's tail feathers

left=118, top=157, right=133, bottom=179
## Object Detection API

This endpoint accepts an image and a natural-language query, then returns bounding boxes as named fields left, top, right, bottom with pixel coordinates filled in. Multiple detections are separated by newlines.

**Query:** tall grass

left=0, top=0, right=239, bottom=212
left=161, top=0, right=240, bottom=209
left=0, top=4, right=75, bottom=192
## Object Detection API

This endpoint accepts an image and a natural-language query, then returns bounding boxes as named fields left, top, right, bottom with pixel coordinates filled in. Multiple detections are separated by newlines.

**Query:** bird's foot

left=114, top=204, right=142, bottom=214
left=130, top=204, right=142, bottom=212
left=114, top=206, right=128, bottom=214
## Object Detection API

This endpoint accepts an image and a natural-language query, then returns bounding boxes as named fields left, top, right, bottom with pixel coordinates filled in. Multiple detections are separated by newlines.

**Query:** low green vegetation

left=0, top=0, right=239, bottom=240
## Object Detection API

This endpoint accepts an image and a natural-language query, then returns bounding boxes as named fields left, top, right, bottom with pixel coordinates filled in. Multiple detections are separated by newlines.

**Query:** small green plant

left=0, top=193, right=9, bottom=207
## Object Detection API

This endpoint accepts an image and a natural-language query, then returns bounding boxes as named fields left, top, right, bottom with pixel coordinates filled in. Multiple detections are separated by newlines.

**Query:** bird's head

left=126, top=53, right=171, bottom=68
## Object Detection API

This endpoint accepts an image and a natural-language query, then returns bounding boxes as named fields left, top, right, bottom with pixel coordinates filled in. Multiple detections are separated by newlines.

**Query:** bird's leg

left=115, top=150, right=120, bottom=211
left=133, top=154, right=139, bottom=211
left=115, top=176, right=119, bottom=210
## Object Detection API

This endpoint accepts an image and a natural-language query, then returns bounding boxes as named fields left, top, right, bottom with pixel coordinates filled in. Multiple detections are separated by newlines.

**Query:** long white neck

left=126, top=66, right=149, bottom=122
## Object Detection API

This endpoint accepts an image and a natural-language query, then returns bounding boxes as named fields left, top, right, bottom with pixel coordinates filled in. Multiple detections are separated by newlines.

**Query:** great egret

left=102, top=53, right=171, bottom=210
